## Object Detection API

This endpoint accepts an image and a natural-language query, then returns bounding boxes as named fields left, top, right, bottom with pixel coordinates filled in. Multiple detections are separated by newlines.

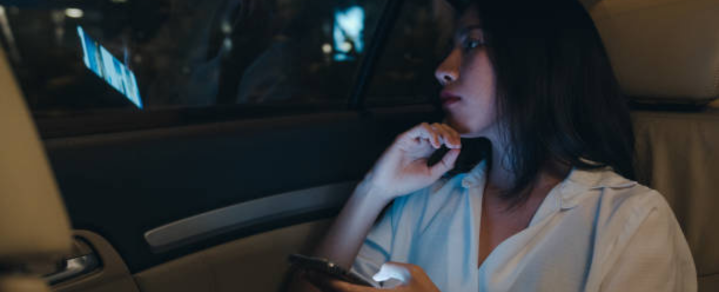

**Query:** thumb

left=428, top=148, right=460, bottom=178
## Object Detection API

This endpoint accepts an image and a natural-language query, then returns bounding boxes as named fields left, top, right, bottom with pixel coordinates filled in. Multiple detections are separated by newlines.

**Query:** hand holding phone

left=288, top=254, right=380, bottom=288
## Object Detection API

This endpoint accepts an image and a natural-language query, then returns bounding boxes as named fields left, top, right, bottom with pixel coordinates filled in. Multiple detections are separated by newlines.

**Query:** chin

left=444, top=117, right=471, bottom=134
left=446, top=118, right=494, bottom=139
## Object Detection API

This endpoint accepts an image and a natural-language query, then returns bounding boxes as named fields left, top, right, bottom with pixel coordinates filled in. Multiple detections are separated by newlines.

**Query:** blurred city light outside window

left=333, top=5, right=364, bottom=62
left=0, top=0, right=382, bottom=118
left=365, top=0, right=454, bottom=107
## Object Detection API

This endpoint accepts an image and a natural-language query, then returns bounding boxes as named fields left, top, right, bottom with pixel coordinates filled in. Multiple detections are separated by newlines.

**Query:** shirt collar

left=557, top=166, right=638, bottom=210
left=460, top=160, right=489, bottom=189
left=532, top=166, right=636, bottom=225
left=459, top=160, right=637, bottom=210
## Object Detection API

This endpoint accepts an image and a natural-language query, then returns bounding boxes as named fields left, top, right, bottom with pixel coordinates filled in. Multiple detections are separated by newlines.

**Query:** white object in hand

left=372, top=263, right=410, bottom=283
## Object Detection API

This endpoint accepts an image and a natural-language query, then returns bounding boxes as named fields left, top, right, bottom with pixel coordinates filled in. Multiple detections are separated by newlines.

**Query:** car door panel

left=44, top=105, right=440, bottom=275
left=134, top=219, right=332, bottom=292
left=143, top=180, right=357, bottom=253
left=52, top=231, right=140, bottom=292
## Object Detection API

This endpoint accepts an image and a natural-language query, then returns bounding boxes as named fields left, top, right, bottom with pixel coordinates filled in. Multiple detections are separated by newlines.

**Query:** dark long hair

left=463, top=0, right=635, bottom=202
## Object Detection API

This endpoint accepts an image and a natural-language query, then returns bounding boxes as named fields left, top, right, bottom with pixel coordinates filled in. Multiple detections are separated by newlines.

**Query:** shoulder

left=577, top=170, right=697, bottom=291
left=567, top=168, right=669, bottom=217
left=575, top=168, right=688, bottom=259
left=595, top=176, right=675, bottom=244
left=564, top=168, right=680, bottom=248
left=596, top=170, right=671, bottom=220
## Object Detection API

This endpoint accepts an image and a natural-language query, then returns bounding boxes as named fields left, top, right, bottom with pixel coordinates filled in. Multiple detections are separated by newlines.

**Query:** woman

left=292, top=0, right=696, bottom=291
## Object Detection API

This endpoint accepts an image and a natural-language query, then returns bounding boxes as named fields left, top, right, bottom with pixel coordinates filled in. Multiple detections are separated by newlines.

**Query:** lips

left=440, top=91, right=462, bottom=106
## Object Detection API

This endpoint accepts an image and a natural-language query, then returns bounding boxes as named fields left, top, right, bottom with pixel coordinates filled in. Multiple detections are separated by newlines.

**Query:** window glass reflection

left=365, top=0, right=453, bottom=107
left=0, top=0, right=381, bottom=115
left=78, top=26, right=142, bottom=108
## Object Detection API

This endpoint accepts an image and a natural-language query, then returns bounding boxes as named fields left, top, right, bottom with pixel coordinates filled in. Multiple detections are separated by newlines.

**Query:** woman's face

left=435, top=7, right=497, bottom=136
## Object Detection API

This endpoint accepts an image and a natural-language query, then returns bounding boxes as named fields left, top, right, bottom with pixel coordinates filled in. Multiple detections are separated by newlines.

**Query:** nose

left=435, top=50, right=460, bottom=86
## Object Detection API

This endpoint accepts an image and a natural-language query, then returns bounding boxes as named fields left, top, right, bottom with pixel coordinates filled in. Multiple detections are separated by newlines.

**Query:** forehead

left=456, top=6, right=482, bottom=34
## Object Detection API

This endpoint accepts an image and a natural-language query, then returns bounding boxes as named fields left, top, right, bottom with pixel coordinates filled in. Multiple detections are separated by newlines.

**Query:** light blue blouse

left=350, top=161, right=696, bottom=291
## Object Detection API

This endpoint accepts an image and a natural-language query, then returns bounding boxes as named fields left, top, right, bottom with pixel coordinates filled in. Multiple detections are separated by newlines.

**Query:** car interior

left=0, top=0, right=717, bottom=292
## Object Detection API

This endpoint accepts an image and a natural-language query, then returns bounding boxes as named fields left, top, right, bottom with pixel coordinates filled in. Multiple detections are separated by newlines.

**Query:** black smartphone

left=288, top=254, right=379, bottom=288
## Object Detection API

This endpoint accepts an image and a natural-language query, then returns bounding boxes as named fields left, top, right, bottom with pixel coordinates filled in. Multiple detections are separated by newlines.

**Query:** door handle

left=44, top=253, right=100, bottom=285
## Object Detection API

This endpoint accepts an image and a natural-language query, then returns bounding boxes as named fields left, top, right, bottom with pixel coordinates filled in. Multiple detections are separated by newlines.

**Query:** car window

left=0, top=0, right=382, bottom=116
left=364, top=0, right=453, bottom=107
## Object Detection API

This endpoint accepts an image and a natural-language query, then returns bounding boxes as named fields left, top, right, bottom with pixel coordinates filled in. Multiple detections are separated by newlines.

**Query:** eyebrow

left=456, top=25, right=483, bottom=36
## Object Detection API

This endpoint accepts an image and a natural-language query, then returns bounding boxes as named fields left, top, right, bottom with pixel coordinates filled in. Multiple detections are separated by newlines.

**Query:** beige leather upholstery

left=584, top=0, right=719, bottom=103
left=0, top=47, right=72, bottom=290
left=633, top=110, right=719, bottom=292
left=0, top=276, right=50, bottom=292
left=134, top=220, right=332, bottom=292
left=581, top=0, right=719, bottom=291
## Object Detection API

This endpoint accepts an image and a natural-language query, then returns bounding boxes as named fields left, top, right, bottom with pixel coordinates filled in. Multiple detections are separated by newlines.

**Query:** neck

left=461, top=126, right=515, bottom=192
left=462, top=126, right=570, bottom=198
left=485, top=133, right=515, bottom=192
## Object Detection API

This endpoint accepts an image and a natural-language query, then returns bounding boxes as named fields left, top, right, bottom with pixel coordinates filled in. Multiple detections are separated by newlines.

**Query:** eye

left=462, top=38, right=484, bottom=51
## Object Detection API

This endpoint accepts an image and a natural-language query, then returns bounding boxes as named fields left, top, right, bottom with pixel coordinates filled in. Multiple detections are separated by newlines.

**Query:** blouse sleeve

left=599, top=192, right=697, bottom=292
left=350, top=198, right=403, bottom=282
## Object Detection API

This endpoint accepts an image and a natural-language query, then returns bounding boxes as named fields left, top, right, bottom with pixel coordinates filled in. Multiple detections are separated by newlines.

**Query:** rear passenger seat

left=584, top=0, right=719, bottom=291
left=633, top=109, right=719, bottom=292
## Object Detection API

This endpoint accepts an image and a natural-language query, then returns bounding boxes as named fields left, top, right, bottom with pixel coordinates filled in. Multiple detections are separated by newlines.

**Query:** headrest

left=583, top=0, right=719, bottom=104
left=0, top=48, right=71, bottom=264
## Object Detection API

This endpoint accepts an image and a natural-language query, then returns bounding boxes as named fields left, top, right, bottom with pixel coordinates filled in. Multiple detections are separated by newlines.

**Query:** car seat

left=583, top=0, right=719, bottom=291
left=0, top=45, right=73, bottom=292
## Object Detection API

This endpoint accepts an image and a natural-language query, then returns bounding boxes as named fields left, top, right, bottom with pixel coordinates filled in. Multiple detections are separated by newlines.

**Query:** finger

left=316, top=277, right=376, bottom=292
left=434, top=123, right=459, bottom=148
left=430, top=123, right=450, bottom=148
left=416, top=123, right=442, bottom=149
left=419, top=123, right=441, bottom=149
left=399, top=123, right=436, bottom=148
left=438, top=124, right=462, bottom=148
left=302, top=271, right=332, bottom=292
left=433, top=123, right=460, bottom=149
left=327, top=280, right=378, bottom=292
left=304, top=271, right=379, bottom=292
left=428, top=148, right=460, bottom=178
left=304, top=271, right=346, bottom=292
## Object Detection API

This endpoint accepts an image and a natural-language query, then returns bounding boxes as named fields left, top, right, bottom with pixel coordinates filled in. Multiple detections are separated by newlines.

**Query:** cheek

left=453, top=101, right=496, bottom=134
left=464, top=52, right=496, bottom=104
left=451, top=51, right=497, bottom=133
left=446, top=93, right=497, bottom=135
